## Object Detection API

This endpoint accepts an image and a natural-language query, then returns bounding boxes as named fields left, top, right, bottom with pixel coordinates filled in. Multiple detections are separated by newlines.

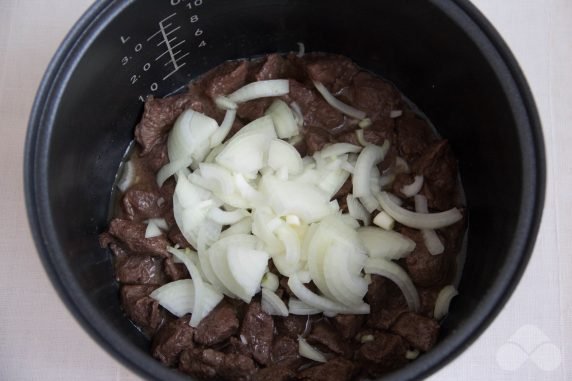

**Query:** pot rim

left=24, top=1, right=546, bottom=380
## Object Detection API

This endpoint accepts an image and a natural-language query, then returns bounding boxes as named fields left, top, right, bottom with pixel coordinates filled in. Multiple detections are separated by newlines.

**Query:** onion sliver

left=208, top=207, right=249, bottom=225
left=372, top=211, right=395, bottom=231
left=434, top=285, right=458, bottom=320
left=167, top=109, right=218, bottom=162
left=274, top=224, right=302, bottom=275
left=357, top=226, right=415, bottom=260
left=401, top=175, right=424, bottom=198
left=261, top=288, right=289, bottom=316
left=157, top=156, right=193, bottom=187
left=146, top=218, right=168, bottom=231
left=313, top=81, right=366, bottom=120
left=347, top=194, right=371, bottom=226
left=216, top=129, right=274, bottom=175
left=320, top=143, right=362, bottom=159
left=227, top=246, right=270, bottom=303
left=198, top=163, right=235, bottom=196
left=210, top=109, right=237, bottom=148
left=219, top=217, right=252, bottom=239
left=168, top=247, right=224, bottom=326
left=268, top=139, right=303, bottom=175
left=290, top=102, right=304, bottom=128
left=323, top=244, right=369, bottom=307
left=228, top=79, right=289, bottom=103
left=297, top=42, right=305, bottom=58
left=251, top=208, right=283, bottom=253
left=150, top=279, right=195, bottom=317
left=359, top=195, right=380, bottom=213
left=414, top=194, right=445, bottom=255
left=265, top=99, right=299, bottom=139
left=288, top=298, right=321, bottom=315
left=117, top=160, right=135, bottom=192
left=145, top=221, right=163, bottom=238
left=377, top=191, right=462, bottom=229
left=261, top=272, right=279, bottom=292
left=298, top=337, right=327, bottom=363
left=214, top=95, right=237, bottom=110
left=353, top=142, right=390, bottom=198
left=364, top=258, right=420, bottom=312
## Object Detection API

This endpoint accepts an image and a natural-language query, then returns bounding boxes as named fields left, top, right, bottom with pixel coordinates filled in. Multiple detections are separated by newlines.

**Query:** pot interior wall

left=41, top=0, right=526, bottom=376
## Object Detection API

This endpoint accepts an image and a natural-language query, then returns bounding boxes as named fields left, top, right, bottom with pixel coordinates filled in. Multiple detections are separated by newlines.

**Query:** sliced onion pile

left=149, top=77, right=462, bottom=326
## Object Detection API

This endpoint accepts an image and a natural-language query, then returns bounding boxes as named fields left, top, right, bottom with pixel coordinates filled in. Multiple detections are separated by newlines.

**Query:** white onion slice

left=265, top=99, right=299, bottom=139
left=364, top=258, right=420, bottom=312
left=144, top=221, right=163, bottom=238
left=372, top=211, right=395, bottom=231
left=358, top=118, right=372, bottom=128
left=215, top=129, right=273, bottom=175
left=117, top=160, right=135, bottom=192
left=414, top=194, right=445, bottom=255
left=323, top=244, right=369, bottom=307
left=377, top=191, right=462, bottom=229
left=290, top=102, right=304, bottom=127
left=394, top=156, right=410, bottom=174
left=274, top=224, right=302, bottom=275
left=146, top=218, right=168, bottom=231
left=251, top=207, right=283, bottom=253
left=208, top=207, right=249, bottom=225
left=157, top=156, right=193, bottom=187
left=347, top=194, right=371, bottom=226
left=210, top=109, right=237, bottom=148
left=261, top=288, right=289, bottom=316
left=357, top=226, right=415, bottom=260
left=297, top=42, right=305, bottom=57
left=228, top=79, right=289, bottom=103
left=434, top=285, right=459, bottom=320
left=385, top=192, right=403, bottom=206
left=406, top=350, right=420, bottom=360
left=197, top=163, right=235, bottom=196
left=401, top=175, right=424, bottom=198
left=390, top=110, right=403, bottom=118
left=227, top=246, right=270, bottom=303
left=268, top=139, right=303, bottom=175
left=355, top=129, right=368, bottom=146
left=214, top=95, right=238, bottom=110
left=353, top=142, right=390, bottom=198
left=320, top=143, right=362, bottom=159
left=298, top=337, right=327, bottom=363
left=219, top=217, right=252, bottom=239
left=313, top=81, right=366, bottom=120
left=288, top=298, right=322, bottom=315
left=261, top=272, right=279, bottom=292
left=150, top=279, right=195, bottom=317
left=359, top=195, right=380, bottom=213
left=167, top=109, right=218, bottom=162
left=318, top=168, right=350, bottom=199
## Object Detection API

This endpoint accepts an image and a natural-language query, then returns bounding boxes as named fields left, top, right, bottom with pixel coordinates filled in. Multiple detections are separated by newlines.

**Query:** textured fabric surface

left=0, top=0, right=569, bottom=380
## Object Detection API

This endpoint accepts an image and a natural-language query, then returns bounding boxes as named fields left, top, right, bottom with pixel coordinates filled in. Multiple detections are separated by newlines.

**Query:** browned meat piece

left=391, top=312, right=440, bottom=352
left=254, top=366, right=296, bottom=381
left=163, top=257, right=189, bottom=281
left=395, top=111, right=438, bottom=162
left=140, top=141, right=170, bottom=173
left=306, top=321, right=347, bottom=356
left=366, top=275, right=408, bottom=330
left=418, top=287, right=440, bottom=318
left=356, top=331, right=408, bottom=375
left=304, top=53, right=359, bottom=93
left=240, top=299, right=274, bottom=365
left=305, top=127, right=331, bottom=156
left=337, top=130, right=360, bottom=145
left=347, top=72, right=401, bottom=122
left=364, top=119, right=395, bottom=145
left=122, top=186, right=167, bottom=221
left=333, top=178, right=353, bottom=200
left=298, top=357, right=356, bottom=381
left=201, top=60, right=249, bottom=98
left=275, top=315, right=309, bottom=339
left=109, top=218, right=170, bottom=257
left=167, top=225, right=192, bottom=249
left=120, top=285, right=165, bottom=334
left=179, top=348, right=256, bottom=381
left=255, top=53, right=289, bottom=81
left=152, top=316, right=194, bottom=366
left=237, top=98, right=273, bottom=122
left=333, top=315, right=366, bottom=340
left=398, top=227, right=452, bottom=288
left=284, top=80, right=344, bottom=130
left=412, top=140, right=459, bottom=211
left=115, top=255, right=166, bottom=285
left=194, top=300, right=239, bottom=346
left=271, top=335, right=301, bottom=367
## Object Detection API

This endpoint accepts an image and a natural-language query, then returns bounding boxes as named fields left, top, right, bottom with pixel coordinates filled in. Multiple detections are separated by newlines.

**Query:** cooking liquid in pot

left=101, top=52, right=467, bottom=380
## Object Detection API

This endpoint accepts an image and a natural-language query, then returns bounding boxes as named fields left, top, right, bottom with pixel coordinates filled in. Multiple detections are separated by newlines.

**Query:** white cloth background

left=0, top=0, right=569, bottom=380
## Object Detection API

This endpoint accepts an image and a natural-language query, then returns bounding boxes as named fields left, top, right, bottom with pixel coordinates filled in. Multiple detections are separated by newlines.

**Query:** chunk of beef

left=255, top=53, right=289, bottom=81
left=109, top=218, right=170, bottom=257
left=271, top=335, right=301, bottom=367
left=115, top=255, right=167, bottom=285
left=364, top=119, right=395, bottom=146
left=304, top=54, right=359, bottom=93
left=391, top=312, right=440, bottom=352
left=305, top=127, right=331, bottom=156
left=366, top=275, right=408, bottom=330
left=418, top=287, right=440, bottom=318
left=140, top=141, right=170, bottom=173
left=167, top=225, right=192, bottom=249
left=179, top=348, right=256, bottom=381
left=356, top=331, right=407, bottom=375
left=412, top=140, right=459, bottom=211
left=395, top=112, right=437, bottom=162
left=122, top=186, right=167, bottom=221
left=275, top=315, right=309, bottom=339
left=398, top=227, right=452, bottom=288
left=298, top=358, right=356, bottom=381
left=333, top=315, right=366, bottom=340
left=237, top=98, right=273, bottom=122
left=307, top=321, right=347, bottom=356
left=195, top=300, right=239, bottom=346
left=163, top=257, right=190, bottom=281
left=347, top=72, right=401, bottom=122
left=152, top=316, right=194, bottom=366
left=284, top=80, right=344, bottom=130
left=333, top=178, right=353, bottom=200
left=201, top=60, right=249, bottom=98
left=240, top=299, right=274, bottom=365
left=254, top=366, right=296, bottom=381
left=120, top=285, right=165, bottom=334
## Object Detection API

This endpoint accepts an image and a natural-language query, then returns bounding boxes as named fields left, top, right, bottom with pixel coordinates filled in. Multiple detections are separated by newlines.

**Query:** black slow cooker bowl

left=24, top=0, right=545, bottom=380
